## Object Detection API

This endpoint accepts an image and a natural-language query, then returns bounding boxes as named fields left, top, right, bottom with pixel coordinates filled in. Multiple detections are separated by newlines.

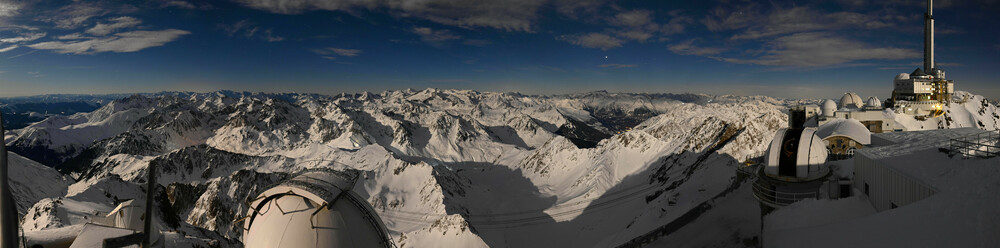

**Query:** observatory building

left=815, top=119, right=871, bottom=159
left=890, top=0, right=954, bottom=117
left=789, top=93, right=896, bottom=134
left=819, top=93, right=897, bottom=133
left=751, top=127, right=843, bottom=209
left=242, top=168, right=395, bottom=248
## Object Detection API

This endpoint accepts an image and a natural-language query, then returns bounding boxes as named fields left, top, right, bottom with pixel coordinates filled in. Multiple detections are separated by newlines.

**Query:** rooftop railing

left=737, top=162, right=822, bottom=207
left=948, top=130, right=1000, bottom=159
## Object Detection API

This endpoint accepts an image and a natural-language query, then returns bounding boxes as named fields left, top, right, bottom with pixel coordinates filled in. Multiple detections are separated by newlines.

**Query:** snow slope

left=6, top=89, right=997, bottom=247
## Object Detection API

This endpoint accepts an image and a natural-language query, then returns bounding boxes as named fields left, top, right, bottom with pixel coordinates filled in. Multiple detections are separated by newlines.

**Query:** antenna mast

left=924, top=0, right=934, bottom=72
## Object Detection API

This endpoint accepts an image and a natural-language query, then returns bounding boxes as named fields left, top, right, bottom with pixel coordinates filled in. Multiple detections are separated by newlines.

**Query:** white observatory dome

left=821, top=99, right=837, bottom=117
left=242, top=169, right=394, bottom=248
left=838, top=93, right=864, bottom=110
left=764, top=128, right=829, bottom=181
left=865, top=96, right=882, bottom=108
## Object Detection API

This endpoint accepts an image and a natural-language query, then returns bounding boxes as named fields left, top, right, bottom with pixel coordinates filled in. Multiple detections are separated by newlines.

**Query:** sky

left=0, top=0, right=998, bottom=100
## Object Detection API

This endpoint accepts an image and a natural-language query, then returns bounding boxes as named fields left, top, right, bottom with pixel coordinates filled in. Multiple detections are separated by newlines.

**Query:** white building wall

left=854, top=152, right=937, bottom=212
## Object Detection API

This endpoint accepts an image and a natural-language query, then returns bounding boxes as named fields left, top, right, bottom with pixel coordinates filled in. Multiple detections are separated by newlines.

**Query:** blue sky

left=0, top=0, right=997, bottom=100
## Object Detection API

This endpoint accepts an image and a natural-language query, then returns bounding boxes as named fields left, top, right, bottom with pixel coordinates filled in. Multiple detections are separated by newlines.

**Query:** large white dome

left=243, top=169, right=394, bottom=248
left=764, top=128, right=829, bottom=181
left=839, top=93, right=864, bottom=110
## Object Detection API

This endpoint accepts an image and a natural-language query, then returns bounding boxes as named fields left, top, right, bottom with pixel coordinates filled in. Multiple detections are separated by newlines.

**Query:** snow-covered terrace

left=764, top=128, right=1000, bottom=248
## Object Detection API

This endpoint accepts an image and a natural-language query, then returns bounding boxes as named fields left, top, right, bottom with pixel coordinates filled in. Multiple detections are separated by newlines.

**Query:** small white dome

left=764, top=128, right=829, bottom=181
left=839, top=93, right=864, bottom=110
left=821, top=99, right=837, bottom=117
left=865, top=96, right=882, bottom=108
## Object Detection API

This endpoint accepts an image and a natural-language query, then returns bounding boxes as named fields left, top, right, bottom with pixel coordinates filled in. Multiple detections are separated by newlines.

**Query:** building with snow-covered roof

left=764, top=128, right=1000, bottom=248
left=857, top=128, right=992, bottom=209
left=242, top=168, right=394, bottom=248
left=814, top=94, right=898, bottom=134
left=816, top=119, right=871, bottom=159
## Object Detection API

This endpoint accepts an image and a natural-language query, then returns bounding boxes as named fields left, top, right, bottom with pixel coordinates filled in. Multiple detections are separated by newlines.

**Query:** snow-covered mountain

left=6, top=89, right=998, bottom=247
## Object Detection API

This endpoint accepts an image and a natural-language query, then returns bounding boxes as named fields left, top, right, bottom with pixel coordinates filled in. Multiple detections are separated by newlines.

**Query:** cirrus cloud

left=717, top=32, right=919, bottom=67
left=28, top=29, right=191, bottom=54
left=86, top=16, right=142, bottom=36
left=558, top=33, right=622, bottom=50
left=236, top=0, right=553, bottom=32
left=312, top=47, right=362, bottom=60
left=668, top=39, right=726, bottom=56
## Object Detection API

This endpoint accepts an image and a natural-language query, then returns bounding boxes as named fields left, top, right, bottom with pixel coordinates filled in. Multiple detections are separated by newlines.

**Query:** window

left=864, top=183, right=870, bottom=196
left=891, top=203, right=898, bottom=209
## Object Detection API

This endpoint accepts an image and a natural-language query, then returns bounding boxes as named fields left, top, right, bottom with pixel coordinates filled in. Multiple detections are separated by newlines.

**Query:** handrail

left=948, top=130, right=1000, bottom=159
left=739, top=164, right=820, bottom=207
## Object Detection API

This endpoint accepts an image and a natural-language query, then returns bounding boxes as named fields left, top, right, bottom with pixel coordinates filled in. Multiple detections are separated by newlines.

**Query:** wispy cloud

left=38, top=4, right=110, bottom=29
left=599, top=64, right=638, bottom=69
left=7, top=50, right=36, bottom=59
left=262, top=29, right=284, bottom=42
left=701, top=2, right=759, bottom=32
left=235, top=0, right=563, bottom=32
left=219, top=20, right=284, bottom=42
left=559, top=33, right=622, bottom=50
left=608, top=9, right=692, bottom=42
left=161, top=1, right=211, bottom=10
left=0, top=32, right=46, bottom=43
left=86, top=16, right=142, bottom=36
left=716, top=32, right=918, bottom=67
left=57, top=33, right=91, bottom=40
left=563, top=9, right=691, bottom=49
left=412, top=27, right=460, bottom=46
left=727, top=7, right=894, bottom=40
left=28, top=29, right=191, bottom=54
left=0, top=45, right=17, bottom=53
left=668, top=39, right=726, bottom=56
left=313, top=47, right=362, bottom=59
left=0, top=0, right=20, bottom=17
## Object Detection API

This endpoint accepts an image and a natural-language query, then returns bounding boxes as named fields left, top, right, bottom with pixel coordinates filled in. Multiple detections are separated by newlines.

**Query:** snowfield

left=3, top=89, right=997, bottom=247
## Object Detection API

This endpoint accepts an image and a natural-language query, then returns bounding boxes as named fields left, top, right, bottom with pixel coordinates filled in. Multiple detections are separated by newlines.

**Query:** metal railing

left=948, top=130, right=1000, bottom=159
left=738, top=164, right=820, bottom=207
left=750, top=180, right=819, bottom=207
